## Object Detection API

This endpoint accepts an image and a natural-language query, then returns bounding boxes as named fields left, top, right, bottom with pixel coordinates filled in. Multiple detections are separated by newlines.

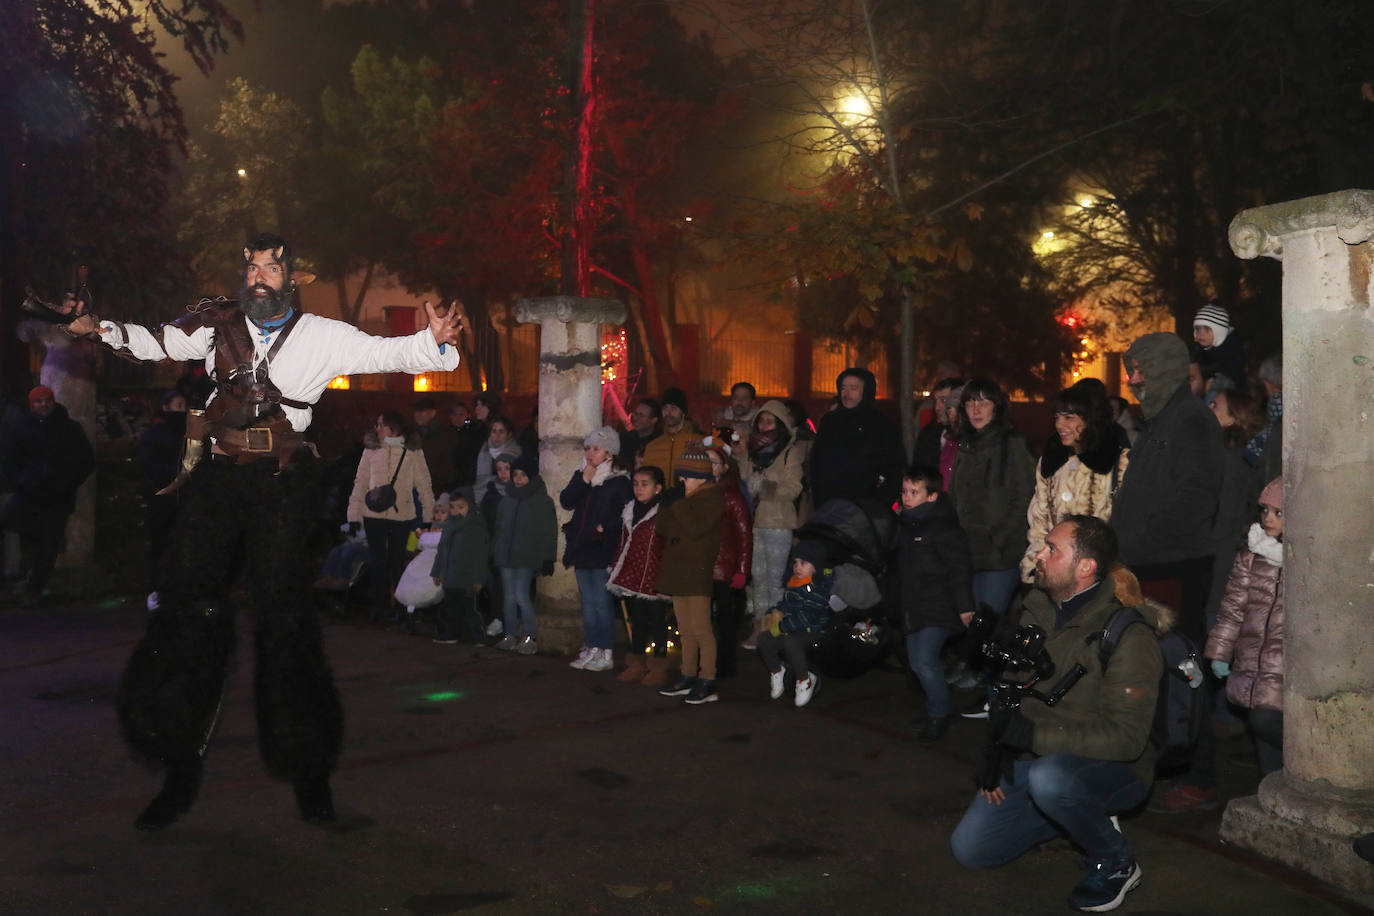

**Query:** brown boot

left=641, top=654, right=671, bottom=688
left=616, top=652, right=647, bottom=683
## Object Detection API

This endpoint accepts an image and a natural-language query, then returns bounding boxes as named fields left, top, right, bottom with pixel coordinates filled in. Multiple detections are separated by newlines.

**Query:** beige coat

left=1021, top=449, right=1130, bottom=581
left=1205, top=525, right=1284, bottom=711
left=348, top=433, right=435, bottom=524
left=738, top=400, right=805, bottom=531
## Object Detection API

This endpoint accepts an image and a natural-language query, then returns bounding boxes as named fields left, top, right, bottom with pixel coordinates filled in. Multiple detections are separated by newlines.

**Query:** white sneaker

left=496, top=634, right=519, bottom=651
left=570, top=646, right=593, bottom=669
left=584, top=648, right=614, bottom=672
left=146, top=591, right=160, bottom=612
left=769, top=668, right=787, bottom=700
left=794, top=673, right=819, bottom=707
left=485, top=619, right=505, bottom=637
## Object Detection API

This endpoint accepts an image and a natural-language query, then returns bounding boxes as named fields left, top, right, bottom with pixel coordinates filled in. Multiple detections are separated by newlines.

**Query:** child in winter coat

left=560, top=426, right=634, bottom=672
left=894, top=466, right=975, bottom=741
left=491, top=451, right=558, bottom=655
left=607, top=465, right=672, bottom=686
left=704, top=439, right=753, bottom=679
left=655, top=442, right=726, bottom=705
left=395, top=494, right=451, bottom=634
left=756, top=539, right=835, bottom=708
left=1204, top=476, right=1285, bottom=776
left=430, top=494, right=490, bottom=644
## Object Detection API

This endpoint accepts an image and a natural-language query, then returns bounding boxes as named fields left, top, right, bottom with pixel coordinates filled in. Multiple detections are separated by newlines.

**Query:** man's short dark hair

left=244, top=232, right=293, bottom=276
left=1063, top=514, right=1118, bottom=582
left=634, top=397, right=662, bottom=420
left=933, top=376, right=965, bottom=392
left=902, top=464, right=942, bottom=493
left=412, top=395, right=437, bottom=411
left=730, top=382, right=756, bottom=400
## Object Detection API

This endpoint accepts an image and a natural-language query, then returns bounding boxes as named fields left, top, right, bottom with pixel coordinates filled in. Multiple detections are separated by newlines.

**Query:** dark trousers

left=1135, top=555, right=1218, bottom=788
left=757, top=629, right=813, bottom=679
left=23, top=505, right=70, bottom=593
left=363, top=516, right=412, bottom=617
left=1248, top=707, right=1284, bottom=777
left=117, top=453, right=342, bottom=784
left=439, top=587, right=483, bottom=643
left=144, top=493, right=179, bottom=593
left=712, top=581, right=745, bottom=677
left=625, top=596, right=668, bottom=656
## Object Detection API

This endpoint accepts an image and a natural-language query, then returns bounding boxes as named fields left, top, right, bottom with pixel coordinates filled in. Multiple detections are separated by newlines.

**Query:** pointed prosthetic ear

left=272, top=246, right=284, bottom=263
left=243, top=247, right=253, bottom=263
left=291, top=271, right=316, bottom=287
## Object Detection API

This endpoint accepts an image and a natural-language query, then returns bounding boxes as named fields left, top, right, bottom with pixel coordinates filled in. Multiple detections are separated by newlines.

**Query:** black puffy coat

left=808, top=368, right=905, bottom=508
left=559, top=463, right=633, bottom=569
left=893, top=495, right=975, bottom=632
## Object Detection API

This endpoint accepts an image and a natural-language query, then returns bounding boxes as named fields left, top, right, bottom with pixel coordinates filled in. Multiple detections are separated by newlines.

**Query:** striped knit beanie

left=1193, top=301, right=1231, bottom=348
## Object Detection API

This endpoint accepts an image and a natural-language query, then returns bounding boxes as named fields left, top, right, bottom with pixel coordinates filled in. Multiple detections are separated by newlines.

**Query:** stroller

left=793, top=497, right=898, bottom=678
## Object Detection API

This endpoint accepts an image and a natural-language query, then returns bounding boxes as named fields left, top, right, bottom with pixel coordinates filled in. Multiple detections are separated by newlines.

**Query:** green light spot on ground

left=424, top=691, right=463, bottom=702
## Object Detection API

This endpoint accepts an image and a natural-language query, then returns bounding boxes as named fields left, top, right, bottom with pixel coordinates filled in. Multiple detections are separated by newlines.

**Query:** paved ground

left=2, top=597, right=1371, bottom=915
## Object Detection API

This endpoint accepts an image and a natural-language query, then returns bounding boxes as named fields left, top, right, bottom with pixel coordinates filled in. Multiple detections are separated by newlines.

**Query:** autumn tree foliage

left=0, top=0, right=241, bottom=388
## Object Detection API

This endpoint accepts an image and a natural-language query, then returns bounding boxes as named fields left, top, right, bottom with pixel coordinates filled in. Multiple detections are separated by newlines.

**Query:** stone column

left=515, top=296, right=627, bottom=653
left=1224, top=189, right=1374, bottom=892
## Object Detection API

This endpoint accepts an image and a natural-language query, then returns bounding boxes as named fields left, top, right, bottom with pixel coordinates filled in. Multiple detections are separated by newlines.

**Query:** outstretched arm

left=426, top=300, right=465, bottom=350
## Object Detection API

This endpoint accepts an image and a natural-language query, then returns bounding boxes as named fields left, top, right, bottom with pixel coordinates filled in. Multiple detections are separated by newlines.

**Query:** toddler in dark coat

left=757, top=539, right=835, bottom=708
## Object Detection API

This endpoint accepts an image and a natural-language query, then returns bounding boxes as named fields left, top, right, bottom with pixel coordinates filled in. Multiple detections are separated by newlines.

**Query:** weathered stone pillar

left=1224, top=189, right=1374, bottom=892
left=515, top=296, right=626, bottom=653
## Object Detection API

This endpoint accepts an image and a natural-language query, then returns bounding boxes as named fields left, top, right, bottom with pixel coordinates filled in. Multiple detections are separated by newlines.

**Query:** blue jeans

left=500, top=567, right=537, bottom=639
left=972, top=567, right=1020, bottom=617
left=907, top=627, right=956, bottom=718
left=574, top=567, right=614, bottom=649
left=950, top=754, right=1148, bottom=869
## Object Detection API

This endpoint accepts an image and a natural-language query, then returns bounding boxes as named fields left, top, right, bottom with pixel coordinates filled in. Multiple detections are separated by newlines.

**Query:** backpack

left=1097, top=607, right=1207, bottom=770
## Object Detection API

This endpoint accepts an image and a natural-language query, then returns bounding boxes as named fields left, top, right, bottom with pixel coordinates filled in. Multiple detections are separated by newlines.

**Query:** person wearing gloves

left=1204, top=477, right=1285, bottom=777
left=560, top=426, right=633, bottom=672
left=755, top=540, right=835, bottom=708
left=491, top=451, right=558, bottom=655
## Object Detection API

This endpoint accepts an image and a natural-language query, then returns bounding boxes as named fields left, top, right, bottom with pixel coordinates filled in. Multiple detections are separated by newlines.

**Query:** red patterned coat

left=712, top=484, right=754, bottom=585
left=607, top=500, right=668, bottom=601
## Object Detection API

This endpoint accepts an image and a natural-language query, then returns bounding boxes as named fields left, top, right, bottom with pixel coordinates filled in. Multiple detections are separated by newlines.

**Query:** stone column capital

left=1229, top=189, right=1374, bottom=260
left=514, top=295, right=627, bottom=326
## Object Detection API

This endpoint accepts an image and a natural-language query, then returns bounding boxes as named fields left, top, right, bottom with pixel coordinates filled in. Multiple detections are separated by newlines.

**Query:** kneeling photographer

left=950, top=515, right=1162, bottom=913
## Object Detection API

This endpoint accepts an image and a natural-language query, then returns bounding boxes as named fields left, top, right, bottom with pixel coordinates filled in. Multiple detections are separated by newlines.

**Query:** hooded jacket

left=1014, top=575, right=1164, bottom=788
left=7, top=403, right=94, bottom=515
left=1204, top=525, right=1284, bottom=711
left=491, top=472, right=558, bottom=570
left=739, top=399, right=805, bottom=530
left=431, top=507, right=490, bottom=588
left=808, top=369, right=904, bottom=508
left=1109, top=336, right=1224, bottom=565
left=347, top=429, right=435, bottom=524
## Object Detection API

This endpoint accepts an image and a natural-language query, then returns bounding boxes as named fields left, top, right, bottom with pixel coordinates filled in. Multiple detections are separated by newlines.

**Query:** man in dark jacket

left=951, top=516, right=1161, bottom=913
left=808, top=367, right=905, bottom=508
left=894, top=466, right=974, bottom=741
left=3, top=386, right=94, bottom=605
left=1108, top=332, right=1224, bottom=814
left=412, top=395, right=459, bottom=496
left=911, top=377, right=963, bottom=471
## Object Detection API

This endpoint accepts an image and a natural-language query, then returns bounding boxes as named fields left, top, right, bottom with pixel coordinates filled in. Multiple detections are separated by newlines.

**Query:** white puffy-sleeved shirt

left=99, top=312, right=460, bottom=432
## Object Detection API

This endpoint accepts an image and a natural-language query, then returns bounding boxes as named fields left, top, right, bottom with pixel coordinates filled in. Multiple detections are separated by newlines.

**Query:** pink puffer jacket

left=1205, top=529, right=1284, bottom=711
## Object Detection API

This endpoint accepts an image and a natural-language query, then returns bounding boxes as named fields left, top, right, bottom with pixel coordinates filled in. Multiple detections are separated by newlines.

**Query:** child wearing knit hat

left=655, top=440, right=726, bottom=704
left=756, top=540, right=835, bottom=708
left=1203, top=476, right=1284, bottom=777
left=1192, top=300, right=1247, bottom=396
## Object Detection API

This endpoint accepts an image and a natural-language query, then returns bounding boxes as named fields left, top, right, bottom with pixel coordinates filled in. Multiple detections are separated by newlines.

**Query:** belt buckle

left=245, top=427, right=273, bottom=453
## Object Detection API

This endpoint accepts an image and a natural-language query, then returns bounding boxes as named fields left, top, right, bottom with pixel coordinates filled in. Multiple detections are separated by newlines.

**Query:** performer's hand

left=425, top=299, right=465, bottom=349
left=65, top=313, right=100, bottom=338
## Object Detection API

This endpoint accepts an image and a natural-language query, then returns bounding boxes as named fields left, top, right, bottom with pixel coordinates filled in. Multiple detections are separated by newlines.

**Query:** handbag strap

left=387, top=448, right=407, bottom=487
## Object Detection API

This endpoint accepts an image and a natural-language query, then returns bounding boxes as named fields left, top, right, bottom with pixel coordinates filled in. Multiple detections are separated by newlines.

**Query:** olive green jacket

left=1015, top=575, right=1164, bottom=787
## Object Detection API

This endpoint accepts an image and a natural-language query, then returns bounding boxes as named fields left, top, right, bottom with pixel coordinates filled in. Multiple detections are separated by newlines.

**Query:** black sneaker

left=658, top=676, right=699, bottom=697
left=916, top=715, right=952, bottom=742
left=1067, top=859, right=1142, bottom=912
left=684, top=680, right=718, bottom=705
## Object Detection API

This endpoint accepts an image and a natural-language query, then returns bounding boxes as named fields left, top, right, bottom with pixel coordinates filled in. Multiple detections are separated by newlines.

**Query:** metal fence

left=699, top=335, right=795, bottom=397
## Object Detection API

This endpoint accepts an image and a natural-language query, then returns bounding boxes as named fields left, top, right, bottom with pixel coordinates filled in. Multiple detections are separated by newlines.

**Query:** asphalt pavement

left=1, top=597, right=1370, bottom=915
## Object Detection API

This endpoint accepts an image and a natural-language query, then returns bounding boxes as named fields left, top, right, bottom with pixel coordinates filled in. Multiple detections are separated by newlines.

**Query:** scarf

left=632, top=493, right=661, bottom=525
left=747, top=425, right=789, bottom=470
left=1245, top=393, right=1282, bottom=467
left=1247, top=522, right=1284, bottom=566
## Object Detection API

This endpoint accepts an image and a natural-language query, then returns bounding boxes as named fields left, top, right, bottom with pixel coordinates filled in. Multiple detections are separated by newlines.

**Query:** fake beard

left=239, top=281, right=290, bottom=323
